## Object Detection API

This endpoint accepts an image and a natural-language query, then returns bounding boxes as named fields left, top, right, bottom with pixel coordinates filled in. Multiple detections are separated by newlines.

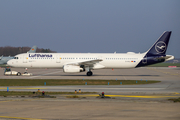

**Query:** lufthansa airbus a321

left=7, top=31, right=174, bottom=76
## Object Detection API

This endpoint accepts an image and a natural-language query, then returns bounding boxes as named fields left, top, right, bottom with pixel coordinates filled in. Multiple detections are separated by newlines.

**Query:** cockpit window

left=14, top=57, right=19, bottom=59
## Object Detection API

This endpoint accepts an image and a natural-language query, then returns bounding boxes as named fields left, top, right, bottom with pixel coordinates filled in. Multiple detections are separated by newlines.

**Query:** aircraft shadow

left=33, top=74, right=159, bottom=77
left=60, top=75, right=159, bottom=77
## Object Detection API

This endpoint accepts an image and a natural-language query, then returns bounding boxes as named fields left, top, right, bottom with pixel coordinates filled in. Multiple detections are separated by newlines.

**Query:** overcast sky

left=0, top=0, right=179, bottom=57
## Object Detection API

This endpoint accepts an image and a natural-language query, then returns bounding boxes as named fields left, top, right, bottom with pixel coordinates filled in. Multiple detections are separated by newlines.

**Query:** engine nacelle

left=63, top=65, right=84, bottom=73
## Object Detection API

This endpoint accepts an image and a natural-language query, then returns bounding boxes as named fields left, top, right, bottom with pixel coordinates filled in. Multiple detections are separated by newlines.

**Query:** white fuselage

left=8, top=53, right=145, bottom=69
left=6, top=31, right=174, bottom=76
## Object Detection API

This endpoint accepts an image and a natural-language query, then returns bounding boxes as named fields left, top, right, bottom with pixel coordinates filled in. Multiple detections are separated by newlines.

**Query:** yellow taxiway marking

left=0, top=116, right=45, bottom=120
left=147, top=68, right=180, bottom=76
left=0, top=88, right=47, bottom=89
left=71, top=94, right=179, bottom=98
left=170, top=74, right=179, bottom=75
left=0, top=101, right=9, bottom=103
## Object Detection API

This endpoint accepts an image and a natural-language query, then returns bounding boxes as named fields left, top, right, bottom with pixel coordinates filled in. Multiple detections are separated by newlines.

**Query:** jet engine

left=63, top=65, right=84, bottom=73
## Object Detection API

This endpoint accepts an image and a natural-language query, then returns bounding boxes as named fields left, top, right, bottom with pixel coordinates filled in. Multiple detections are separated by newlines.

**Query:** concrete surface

left=0, top=97, right=180, bottom=120
left=0, top=67, right=180, bottom=94
left=0, top=67, right=180, bottom=120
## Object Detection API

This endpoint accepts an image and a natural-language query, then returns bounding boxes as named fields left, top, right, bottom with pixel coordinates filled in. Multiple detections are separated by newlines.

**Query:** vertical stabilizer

left=0, top=55, right=3, bottom=60
left=146, top=31, right=171, bottom=56
left=27, top=46, right=37, bottom=53
left=136, top=31, right=173, bottom=68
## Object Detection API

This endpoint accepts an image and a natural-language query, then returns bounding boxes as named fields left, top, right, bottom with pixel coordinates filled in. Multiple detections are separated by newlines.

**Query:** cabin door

left=23, top=55, right=28, bottom=63
left=56, top=55, right=61, bottom=63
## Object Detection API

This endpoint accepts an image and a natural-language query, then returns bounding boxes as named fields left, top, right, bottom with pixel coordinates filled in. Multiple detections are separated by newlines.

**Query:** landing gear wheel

left=87, top=71, right=93, bottom=76
left=17, top=72, right=21, bottom=76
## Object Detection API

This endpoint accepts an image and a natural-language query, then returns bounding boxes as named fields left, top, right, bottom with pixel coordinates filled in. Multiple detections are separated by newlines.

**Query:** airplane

left=0, top=46, right=37, bottom=65
left=7, top=31, right=174, bottom=76
left=27, top=45, right=37, bottom=53
left=0, top=56, right=14, bottom=65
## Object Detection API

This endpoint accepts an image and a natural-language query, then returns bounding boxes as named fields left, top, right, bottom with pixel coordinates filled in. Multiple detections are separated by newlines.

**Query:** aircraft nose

left=7, top=60, right=13, bottom=66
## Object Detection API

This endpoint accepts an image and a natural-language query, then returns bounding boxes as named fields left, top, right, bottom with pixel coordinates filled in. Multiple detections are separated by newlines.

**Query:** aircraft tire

left=87, top=71, right=93, bottom=76
left=17, top=72, right=21, bottom=76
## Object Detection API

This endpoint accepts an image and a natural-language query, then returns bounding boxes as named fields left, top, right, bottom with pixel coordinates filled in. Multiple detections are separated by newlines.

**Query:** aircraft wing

left=66, top=59, right=103, bottom=67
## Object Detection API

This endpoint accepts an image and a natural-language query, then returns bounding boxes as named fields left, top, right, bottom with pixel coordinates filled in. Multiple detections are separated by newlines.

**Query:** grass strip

left=0, top=91, right=96, bottom=96
left=168, top=97, right=180, bottom=102
left=0, top=79, right=160, bottom=86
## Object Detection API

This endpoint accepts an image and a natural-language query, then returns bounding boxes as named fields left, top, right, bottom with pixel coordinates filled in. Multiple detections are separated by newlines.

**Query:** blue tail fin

left=146, top=31, right=171, bottom=56
left=136, top=31, right=172, bottom=68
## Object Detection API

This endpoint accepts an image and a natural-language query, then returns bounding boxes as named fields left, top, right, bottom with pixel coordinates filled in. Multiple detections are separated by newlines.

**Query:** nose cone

left=7, top=60, right=13, bottom=66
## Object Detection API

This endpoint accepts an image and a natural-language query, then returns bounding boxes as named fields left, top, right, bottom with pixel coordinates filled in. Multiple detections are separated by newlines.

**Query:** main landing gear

left=87, top=71, right=93, bottom=76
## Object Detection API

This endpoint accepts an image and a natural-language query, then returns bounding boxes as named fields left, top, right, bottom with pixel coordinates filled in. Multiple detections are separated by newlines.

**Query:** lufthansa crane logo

left=155, top=41, right=166, bottom=53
